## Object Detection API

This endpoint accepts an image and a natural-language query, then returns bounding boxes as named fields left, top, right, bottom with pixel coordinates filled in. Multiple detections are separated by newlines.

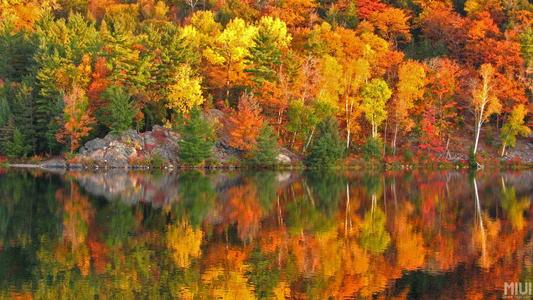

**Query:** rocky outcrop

left=71, top=109, right=300, bottom=169
left=77, top=126, right=180, bottom=168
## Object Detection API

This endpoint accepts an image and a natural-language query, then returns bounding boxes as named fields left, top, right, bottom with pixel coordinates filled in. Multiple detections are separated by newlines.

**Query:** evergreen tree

left=249, top=124, right=279, bottom=166
left=178, top=108, right=215, bottom=166
left=2, top=127, right=30, bottom=158
left=305, top=117, right=344, bottom=168
left=103, top=86, right=138, bottom=134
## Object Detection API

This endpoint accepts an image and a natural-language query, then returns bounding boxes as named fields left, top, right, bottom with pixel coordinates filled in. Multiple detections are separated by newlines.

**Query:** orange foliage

left=224, top=93, right=263, bottom=151
left=55, top=86, right=95, bottom=153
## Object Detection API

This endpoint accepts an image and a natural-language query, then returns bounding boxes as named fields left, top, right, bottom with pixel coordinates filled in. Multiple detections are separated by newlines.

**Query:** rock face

left=77, top=126, right=180, bottom=167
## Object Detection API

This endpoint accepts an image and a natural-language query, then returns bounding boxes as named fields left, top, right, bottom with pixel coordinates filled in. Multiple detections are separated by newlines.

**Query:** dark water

left=0, top=168, right=531, bottom=299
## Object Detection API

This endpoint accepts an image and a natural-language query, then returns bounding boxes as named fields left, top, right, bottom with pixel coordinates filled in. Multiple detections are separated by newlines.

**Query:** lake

left=0, top=168, right=531, bottom=299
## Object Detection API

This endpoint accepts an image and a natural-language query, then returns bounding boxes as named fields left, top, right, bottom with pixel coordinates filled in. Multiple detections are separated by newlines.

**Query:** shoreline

left=4, top=160, right=532, bottom=172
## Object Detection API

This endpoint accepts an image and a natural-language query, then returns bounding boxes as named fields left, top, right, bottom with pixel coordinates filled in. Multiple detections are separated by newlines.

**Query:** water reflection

left=0, top=169, right=531, bottom=298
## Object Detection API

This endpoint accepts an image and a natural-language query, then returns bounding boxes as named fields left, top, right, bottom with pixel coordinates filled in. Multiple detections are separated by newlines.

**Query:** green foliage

left=305, top=117, right=344, bottom=168
left=2, top=127, right=31, bottom=158
left=103, top=86, right=138, bottom=134
left=149, top=153, right=167, bottom=169
left=178, top=108, right=215, bottom=166
left=175, top=171, right=216, bottom=228
left=249, top=125, right=279, bottom=167
left=403, top=148, right=414, bottom=162
left=0, top=24, right=36, bottom=82
left=363, top=137, right=383, bottom=160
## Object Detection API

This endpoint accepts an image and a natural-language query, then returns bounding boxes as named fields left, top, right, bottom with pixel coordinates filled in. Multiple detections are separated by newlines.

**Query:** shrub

left=402, top=148, right=414, bottom=163
left=305, top=117, right=344, bottom=168
left=363, top=137, right=383, bottom=160
left=149, top=153, right=167, bottom=169
left=249, top=125, right=279, bottom=167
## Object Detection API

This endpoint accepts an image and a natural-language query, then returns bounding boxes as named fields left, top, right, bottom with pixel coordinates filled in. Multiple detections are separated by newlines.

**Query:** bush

left=178, top=108, right=215, bottom=166
left=402, top=148, right=414, bottom=163
left=149, top=153, right=167, bottom=169
left=249, top=125, right=279, bottom=167
left=305, top=117, right=344, bottom=168
left=363, top=137, right=383, bottom=160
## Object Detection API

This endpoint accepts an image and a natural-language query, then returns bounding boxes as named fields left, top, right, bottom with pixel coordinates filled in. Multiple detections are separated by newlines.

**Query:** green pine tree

left=2, top=127, right=31, bottom=158
left=178, top=108, right=215, bottom=166
left=103, top=86, right=138, bottom=134
left=305, top=117, right=344, bottom=168
left=249, top=124, right=279, bottom=167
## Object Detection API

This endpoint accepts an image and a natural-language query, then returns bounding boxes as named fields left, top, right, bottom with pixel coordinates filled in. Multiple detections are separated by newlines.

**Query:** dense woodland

left=0, top=0, right=531, bottom=166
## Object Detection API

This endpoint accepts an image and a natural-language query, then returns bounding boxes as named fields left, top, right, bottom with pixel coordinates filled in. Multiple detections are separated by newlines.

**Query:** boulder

left=277, top=148, right=299, bottom=165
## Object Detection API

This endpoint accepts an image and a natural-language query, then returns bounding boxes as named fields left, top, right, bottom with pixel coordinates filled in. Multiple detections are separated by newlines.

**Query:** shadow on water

left=0, top=168, right=531, bottom=298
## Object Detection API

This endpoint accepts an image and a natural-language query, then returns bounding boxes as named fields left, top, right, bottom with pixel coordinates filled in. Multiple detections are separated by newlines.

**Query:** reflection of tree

left=175, top=171, right=215, bottom=228
left=473, top=177, right=488, bottom=269
left=285, top=196, right=335, bottom=236
left=305, top=170, right=344, bottom=216
left=250, top=171, right=278, bottom=212
left=500, top=177, right=530, bottom=230
left=166, top=219, right=203, bottom=268
left=358, top=208, right=390, bottom=255
left=1, top=170, right=532, bottom=299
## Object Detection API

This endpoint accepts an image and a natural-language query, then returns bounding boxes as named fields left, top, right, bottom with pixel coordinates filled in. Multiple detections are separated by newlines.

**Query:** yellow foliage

left=166, top=220, right=203, bottom=268
left=166, top=64, right=205, bottom=115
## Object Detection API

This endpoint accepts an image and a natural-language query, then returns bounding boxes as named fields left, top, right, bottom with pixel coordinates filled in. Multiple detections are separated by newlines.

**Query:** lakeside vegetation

left=0, top=0, right=531, bottom=169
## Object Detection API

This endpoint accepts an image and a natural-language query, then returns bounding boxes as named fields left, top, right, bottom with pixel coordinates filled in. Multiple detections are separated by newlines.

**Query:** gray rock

left=276, top=153, right=292, bottom=164
left=76, top=127, right=181, bottom=168
left=40, top=158, right=67, bottom=169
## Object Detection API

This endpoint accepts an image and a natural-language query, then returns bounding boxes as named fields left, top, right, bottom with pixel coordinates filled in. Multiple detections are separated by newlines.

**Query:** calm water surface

left=0, top=168, right=531, bottom=299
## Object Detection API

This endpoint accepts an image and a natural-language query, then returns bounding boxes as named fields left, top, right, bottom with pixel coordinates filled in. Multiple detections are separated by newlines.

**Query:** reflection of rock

left=78, top=126, right=180, bottom=168
left=40, top=158, right=67, bottom=169
left=72, top=170, right=301, bottom=207
left=73, top=171, right=181, bottom=207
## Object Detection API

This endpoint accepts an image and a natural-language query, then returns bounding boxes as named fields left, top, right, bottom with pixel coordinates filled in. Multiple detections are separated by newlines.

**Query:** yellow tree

left=338, top=58, right=370, bottom=149
left=203, top=18, right=258, bottom=103
left=500, top=104, right=531, bottom=157
left=361, top=78, right=392, bottom=139
left=392, top=60, right=426, bottom=155
left=471, top=64, right=501, bottom=155
left=166, top=64, right=205, bottom=118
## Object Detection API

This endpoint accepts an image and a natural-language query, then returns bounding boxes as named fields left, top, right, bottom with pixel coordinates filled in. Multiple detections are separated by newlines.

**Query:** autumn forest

left=0, top=0, right=531, bottom=167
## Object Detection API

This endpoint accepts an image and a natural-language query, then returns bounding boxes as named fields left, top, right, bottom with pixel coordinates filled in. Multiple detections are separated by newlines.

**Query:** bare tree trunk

left=501, top=142, right=506, bottom=157
left=392, top=123, right=399, bottom=156
left=303, top=127, right=315, bottom=153
left=383, top=120, right=388, bottom=156
left=473, top=120, right=482, bottom=155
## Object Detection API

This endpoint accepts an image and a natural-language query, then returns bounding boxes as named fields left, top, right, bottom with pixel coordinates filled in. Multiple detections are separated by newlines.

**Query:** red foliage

left=418, top=108, right=445, bottom=154
left=356, top=0, right=388, bottom=20
left=87, top=57, right=111, bottom=110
